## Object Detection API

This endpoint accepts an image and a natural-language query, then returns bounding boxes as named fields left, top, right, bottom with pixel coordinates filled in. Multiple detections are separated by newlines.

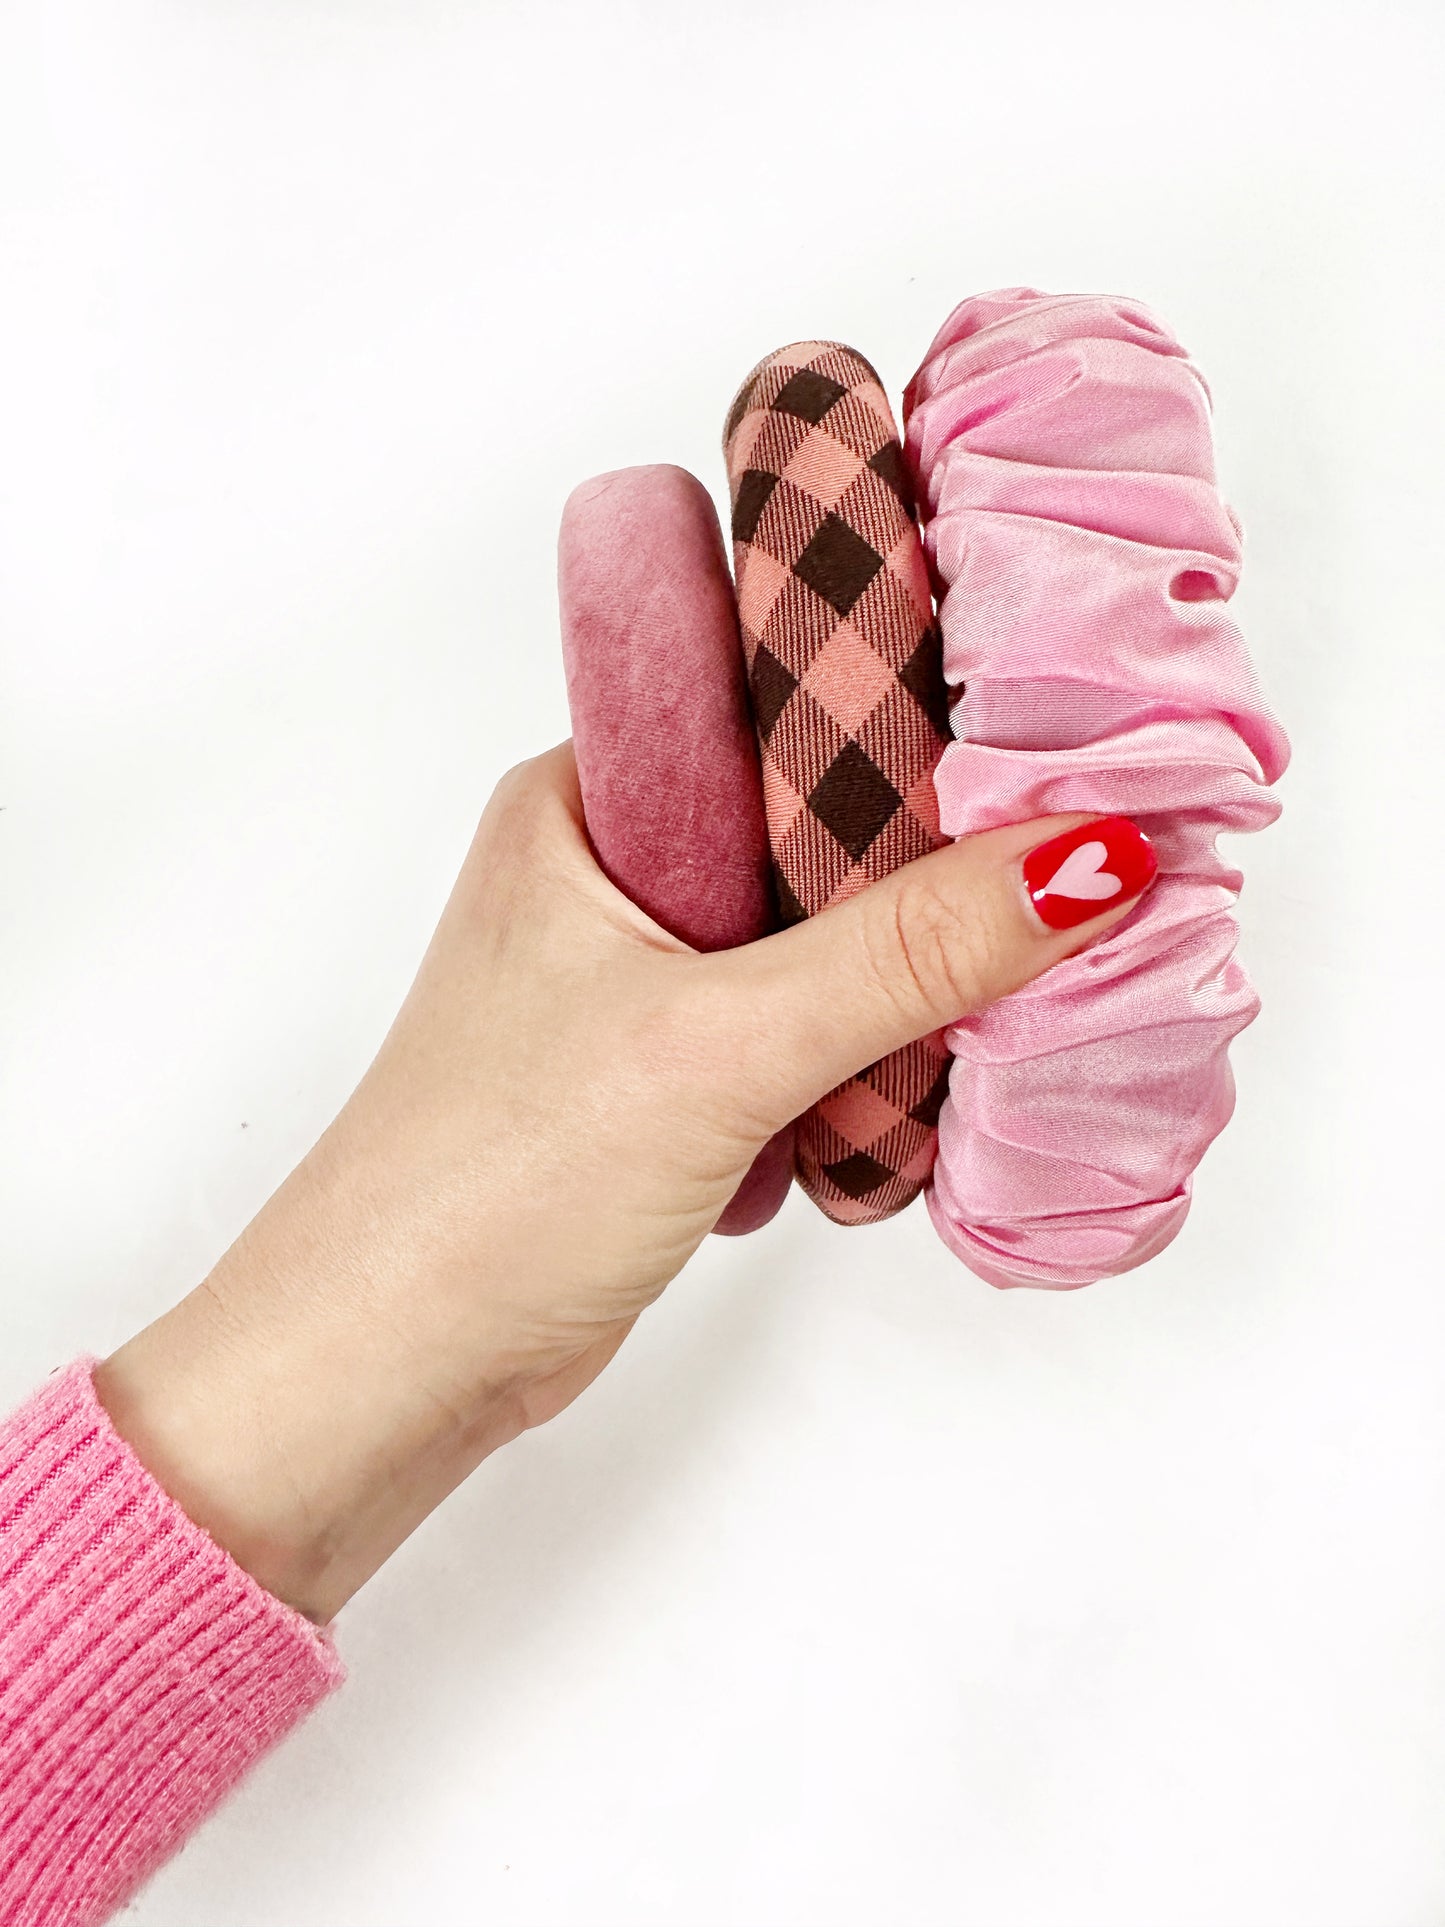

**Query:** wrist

left=96, top=1289, right=528, bottom=1623
left=94, top=1152, right=534, bottom=1622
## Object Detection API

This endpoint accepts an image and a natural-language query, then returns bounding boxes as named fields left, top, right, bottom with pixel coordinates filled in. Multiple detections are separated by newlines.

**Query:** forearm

left=0, top=1125, right=583, bottom=1926
left=92, top=1120, right=538, bottom=1625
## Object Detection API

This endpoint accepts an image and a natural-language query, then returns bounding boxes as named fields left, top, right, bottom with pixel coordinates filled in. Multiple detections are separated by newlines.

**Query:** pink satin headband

left=560, top=286, right=1290, bottom=1288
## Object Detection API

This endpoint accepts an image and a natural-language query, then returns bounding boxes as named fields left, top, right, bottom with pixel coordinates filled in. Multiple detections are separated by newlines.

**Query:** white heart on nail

left=1037, top=840, right=1120, bottom=901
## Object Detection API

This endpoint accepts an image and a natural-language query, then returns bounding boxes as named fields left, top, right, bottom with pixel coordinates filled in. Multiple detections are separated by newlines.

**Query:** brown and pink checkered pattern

left=722, top=341, right=952, bottom=1225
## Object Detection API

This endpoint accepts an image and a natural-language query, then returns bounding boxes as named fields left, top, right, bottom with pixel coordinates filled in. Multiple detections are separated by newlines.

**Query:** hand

left=96, top=744, right=1153, bottom=1621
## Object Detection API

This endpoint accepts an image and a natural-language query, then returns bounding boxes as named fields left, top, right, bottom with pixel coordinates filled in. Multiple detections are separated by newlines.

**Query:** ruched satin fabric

left=902, top=288, right=1291, bottom=1289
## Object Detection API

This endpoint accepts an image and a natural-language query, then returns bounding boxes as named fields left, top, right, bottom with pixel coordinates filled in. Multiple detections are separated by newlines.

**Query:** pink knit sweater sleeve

left=0, top=1358, right=346, bottom=1927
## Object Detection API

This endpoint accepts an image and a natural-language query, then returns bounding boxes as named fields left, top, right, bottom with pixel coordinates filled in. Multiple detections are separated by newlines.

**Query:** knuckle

left=479, top=756, right=560, bottom=867
left=462, top=764, right=559, bottom=921
left=870, top=871, right=998, bottom=1025
left=486, top=756, right=544, bottom=830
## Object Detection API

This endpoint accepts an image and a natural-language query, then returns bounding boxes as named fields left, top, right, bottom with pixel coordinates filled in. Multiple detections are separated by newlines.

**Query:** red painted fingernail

left=1021, top=816, right=1158, bottom=931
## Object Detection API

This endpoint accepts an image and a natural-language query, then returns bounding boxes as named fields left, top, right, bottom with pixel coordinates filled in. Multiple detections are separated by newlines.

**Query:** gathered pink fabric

left=0, top=1359, right=345, bottom=1926
left=902, top=288, right=1291, bottom=1289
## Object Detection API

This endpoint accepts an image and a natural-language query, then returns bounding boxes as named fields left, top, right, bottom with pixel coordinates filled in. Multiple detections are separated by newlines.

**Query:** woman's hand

left=96, top=744, right=1151, bottom=1621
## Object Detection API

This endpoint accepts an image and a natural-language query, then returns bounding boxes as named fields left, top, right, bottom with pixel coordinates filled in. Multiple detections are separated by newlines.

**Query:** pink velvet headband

left=559, top=286, right=1291, bottom=1287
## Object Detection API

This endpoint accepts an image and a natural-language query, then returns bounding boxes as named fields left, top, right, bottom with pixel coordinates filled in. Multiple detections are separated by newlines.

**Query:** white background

left=2, top=2, right=1443, bottom=1922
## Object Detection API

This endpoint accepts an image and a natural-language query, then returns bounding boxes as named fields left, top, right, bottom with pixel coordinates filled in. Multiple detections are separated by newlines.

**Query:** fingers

left=483, top=740, right=585, bottom=836
left=461, top=742, right=605, bottom=913
left=469, top=760, right=1157, bottom=1175
left=705, top=813, right=1158, bottom=1124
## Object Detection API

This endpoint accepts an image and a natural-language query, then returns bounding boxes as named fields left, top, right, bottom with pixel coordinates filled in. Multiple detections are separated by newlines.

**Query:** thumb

left=708, top=813, right=1158, bottom=1124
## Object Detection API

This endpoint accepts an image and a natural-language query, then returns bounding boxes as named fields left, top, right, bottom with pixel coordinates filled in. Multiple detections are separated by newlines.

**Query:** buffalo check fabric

left=723, top=341, right=952, bottom=1225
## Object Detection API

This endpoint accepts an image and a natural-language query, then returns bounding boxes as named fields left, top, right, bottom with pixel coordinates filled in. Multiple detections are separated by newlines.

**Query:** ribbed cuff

left=0, top=1357, right=346, bottom=1927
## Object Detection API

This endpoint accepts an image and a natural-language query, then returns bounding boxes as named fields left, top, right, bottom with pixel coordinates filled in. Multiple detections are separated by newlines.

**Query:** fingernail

left=1021, top=816, right=1158, bottom=932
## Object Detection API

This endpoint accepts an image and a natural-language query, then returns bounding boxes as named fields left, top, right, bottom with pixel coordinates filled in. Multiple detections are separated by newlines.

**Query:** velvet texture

left=902, top=288, right=1291, bottom=1289
left=558, top=464, right=792, bottom=1235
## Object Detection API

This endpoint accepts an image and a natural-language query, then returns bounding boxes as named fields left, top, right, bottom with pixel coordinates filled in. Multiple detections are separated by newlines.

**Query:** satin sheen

left=902, top=288, right=1291, bottom=1289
